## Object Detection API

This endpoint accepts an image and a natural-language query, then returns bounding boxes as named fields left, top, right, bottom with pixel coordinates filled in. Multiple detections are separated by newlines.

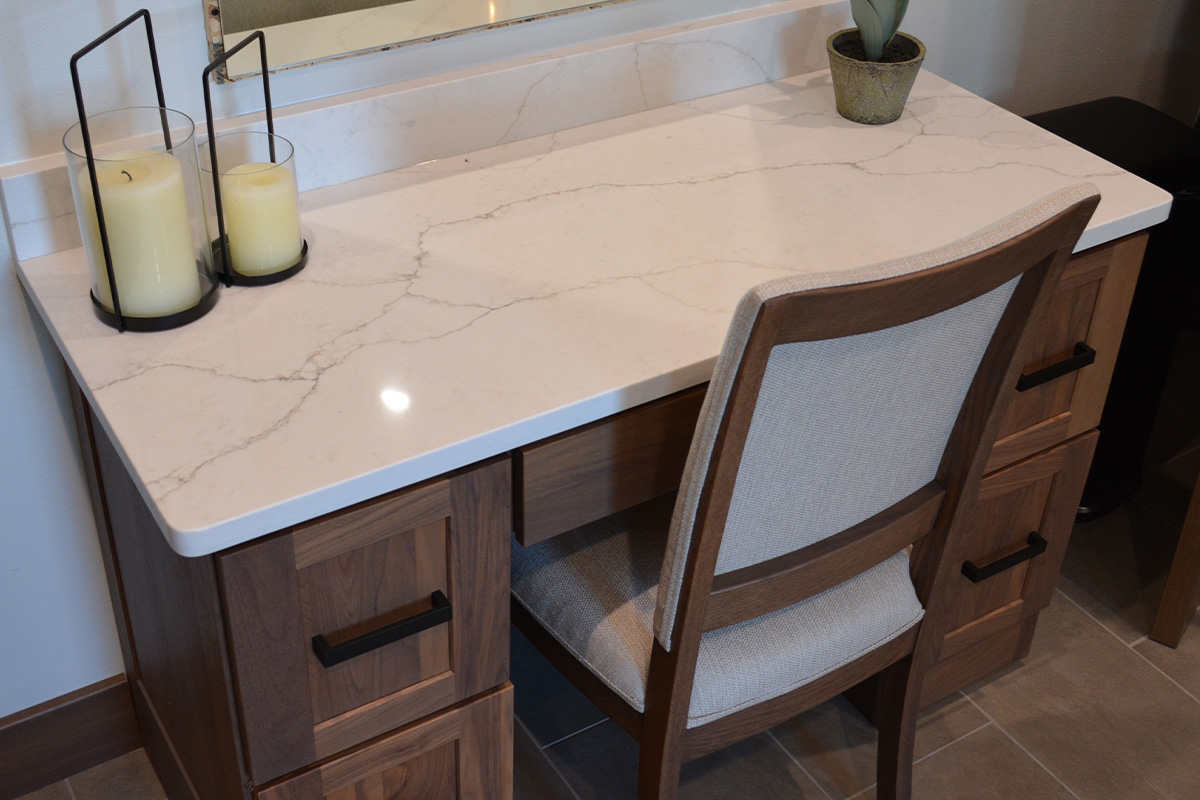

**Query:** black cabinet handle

left=312, top=590, right=452, bottom=668
left=1016, top=342, right=1096, bottom=391
left=961, top=532, right=1048, bottom=583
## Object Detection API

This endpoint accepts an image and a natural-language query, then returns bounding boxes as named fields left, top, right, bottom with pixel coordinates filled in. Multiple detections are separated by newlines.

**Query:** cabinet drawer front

left=257, top=684, right=513, bottom=800
left=987, top=234, right=1145, bottom=471
left=942, top=431, right=1097, bottom=643
left=220, top=460, right=511, bottom=784
left=515, top=384, right=705, bottom=545
left=301, top=514, right=452, bottom=723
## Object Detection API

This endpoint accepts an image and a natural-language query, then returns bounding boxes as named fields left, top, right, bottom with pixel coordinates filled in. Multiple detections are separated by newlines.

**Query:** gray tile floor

left=22, top=331, right=1200, bottom=800
left=16, top=749, right=167, bottom=800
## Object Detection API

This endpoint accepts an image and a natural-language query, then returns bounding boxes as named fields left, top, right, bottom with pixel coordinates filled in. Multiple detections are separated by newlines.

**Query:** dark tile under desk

left=966, top=593, right=1200, bottom=800
left=515, top=719, right=579, bottom=800
left=1058, top=501, right=1178, bottom=643
left=770, top=693, right=989, bottom=799
left=14, top=783, right=73, bottom=800
left=544, top=721, right=827, bottom=800
left=1137, top=326, right=1200, bottom=527
left=511, top=625, right=607, bottom=746
left=1158, top=437, right=1200, bottom=497
left=1137, top=403, right=1200, bottom=531
left=855, top=725, right=1075, bottom=800
left=67, top=749, right=165, bottom=800
left=1159, top=328, right=1200, bottom=426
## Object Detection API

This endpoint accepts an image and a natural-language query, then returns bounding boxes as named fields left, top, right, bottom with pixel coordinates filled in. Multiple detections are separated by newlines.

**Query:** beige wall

left=913, top=0, right=1200, bottom=123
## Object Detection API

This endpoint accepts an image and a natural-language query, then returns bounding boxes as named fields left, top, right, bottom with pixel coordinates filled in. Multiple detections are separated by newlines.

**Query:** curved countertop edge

left=159, top=360, right=719, bottom=557
left=1074, top=203, right=1170, bottom=253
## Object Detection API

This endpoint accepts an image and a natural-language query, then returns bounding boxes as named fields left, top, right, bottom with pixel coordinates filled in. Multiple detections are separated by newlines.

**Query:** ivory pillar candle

left=220, top=161, right=302, bottom=276
left=78, top=149, right=202, bottom=316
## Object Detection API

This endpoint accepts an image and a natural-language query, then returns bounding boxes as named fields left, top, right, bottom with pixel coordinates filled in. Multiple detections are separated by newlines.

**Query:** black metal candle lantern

left=202, top=33, right=308, bottom=287
left=66, top=9, right=219, bottom=332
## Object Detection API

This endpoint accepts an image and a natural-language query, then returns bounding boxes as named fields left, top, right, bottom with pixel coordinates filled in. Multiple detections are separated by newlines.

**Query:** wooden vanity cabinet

left=73, top=396, right=513, bottom=800
left=256, top=685, right=512, bottom=800
left=986, top=233, right=1146, bottom=470
left=514, top=384, right=706, bottom=546
left=920, top=430, right=1097, bottom=703
left=918, top=231, right=1147, bottom=700
left=220, top=461, right=511, bottom=785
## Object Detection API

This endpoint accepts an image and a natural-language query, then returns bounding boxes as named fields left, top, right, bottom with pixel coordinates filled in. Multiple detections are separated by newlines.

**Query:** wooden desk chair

left=512, top=185, right=1099, bottom=800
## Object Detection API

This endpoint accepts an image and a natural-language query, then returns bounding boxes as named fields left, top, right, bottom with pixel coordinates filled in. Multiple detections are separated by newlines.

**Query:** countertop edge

left=159, top=358, right=718, bottom=557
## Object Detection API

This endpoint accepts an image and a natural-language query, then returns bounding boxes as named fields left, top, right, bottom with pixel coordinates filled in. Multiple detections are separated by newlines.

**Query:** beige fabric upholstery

left=511, top=495, right=924, bottom=728
left=655, top=183, right=1101, bottom=648
left=713, top=281, right=1017, bottom=579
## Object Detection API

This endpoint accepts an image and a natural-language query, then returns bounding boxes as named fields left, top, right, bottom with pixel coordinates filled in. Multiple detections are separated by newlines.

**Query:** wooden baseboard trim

left=0, top=675, right=139, bottom=800
left=130, top=678, right=201, bottom=800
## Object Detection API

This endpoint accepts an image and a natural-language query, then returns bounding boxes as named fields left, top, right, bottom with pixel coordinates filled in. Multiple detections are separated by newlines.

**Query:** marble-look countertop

left=17, top=69, right=1172, bottom=556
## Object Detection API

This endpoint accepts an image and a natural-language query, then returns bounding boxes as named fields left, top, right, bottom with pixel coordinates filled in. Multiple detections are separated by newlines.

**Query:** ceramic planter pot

left=827, top=28, right=925, bottom=125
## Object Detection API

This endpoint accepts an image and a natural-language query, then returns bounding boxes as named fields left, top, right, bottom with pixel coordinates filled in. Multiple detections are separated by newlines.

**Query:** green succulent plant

left=850, top=0, right=910, bottom=62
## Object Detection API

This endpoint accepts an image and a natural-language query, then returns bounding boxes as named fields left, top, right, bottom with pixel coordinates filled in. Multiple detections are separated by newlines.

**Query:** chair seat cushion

left=511, top=495, right=925, bottom=728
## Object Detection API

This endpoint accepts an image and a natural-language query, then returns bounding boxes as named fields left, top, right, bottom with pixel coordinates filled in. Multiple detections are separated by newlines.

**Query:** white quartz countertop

left=17, top=69, right=1172, bottom=557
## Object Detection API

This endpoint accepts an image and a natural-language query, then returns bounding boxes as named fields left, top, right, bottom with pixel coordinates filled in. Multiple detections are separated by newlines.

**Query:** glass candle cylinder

left=63, top=107, right=217, bottom=326
left=201, top=131, right=303, bottom=279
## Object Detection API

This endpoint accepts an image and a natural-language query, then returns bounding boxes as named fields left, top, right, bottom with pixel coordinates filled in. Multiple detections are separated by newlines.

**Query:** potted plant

left=827, top=0, right=925, bottom=124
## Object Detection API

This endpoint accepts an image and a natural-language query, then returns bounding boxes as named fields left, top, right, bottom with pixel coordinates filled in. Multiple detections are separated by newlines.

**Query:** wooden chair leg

left=636, top=730, right=684, bottom=800
left=1150, top=483, right=1200, bottom=647
left=636, top=642, right=693, bottom=800
left=873, top=655, right=919, bottom=800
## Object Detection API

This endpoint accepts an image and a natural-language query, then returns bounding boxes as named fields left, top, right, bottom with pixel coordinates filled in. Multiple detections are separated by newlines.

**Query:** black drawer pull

left=312, top=590, right=452, bottom=668
left=1016, top=341, right=1096, bottom=391
left=961, top=532, right=1048, bottom=584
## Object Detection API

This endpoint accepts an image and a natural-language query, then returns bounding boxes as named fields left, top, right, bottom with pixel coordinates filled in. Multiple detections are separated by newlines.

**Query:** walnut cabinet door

left=256, top=684, right=513, bottom=800
left=218, top=459, right=511, bottom=785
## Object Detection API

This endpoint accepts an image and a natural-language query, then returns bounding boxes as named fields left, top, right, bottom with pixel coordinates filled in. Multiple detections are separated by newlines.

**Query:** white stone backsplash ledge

left=1, top=0, right=852, bottom=263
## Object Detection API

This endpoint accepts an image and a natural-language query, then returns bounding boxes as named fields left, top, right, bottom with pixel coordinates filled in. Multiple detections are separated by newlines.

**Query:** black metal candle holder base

left=90, top=278, right=220, bottom=332
left=212, top=238, right=308, bottom=286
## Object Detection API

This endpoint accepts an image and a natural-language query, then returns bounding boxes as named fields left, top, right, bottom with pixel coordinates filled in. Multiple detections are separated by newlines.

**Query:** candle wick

left=121, top=170, right=133, bottom=182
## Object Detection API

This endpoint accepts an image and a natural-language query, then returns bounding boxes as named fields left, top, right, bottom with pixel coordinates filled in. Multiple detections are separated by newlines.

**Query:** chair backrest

left=654, top=184, right=1100, bottom=651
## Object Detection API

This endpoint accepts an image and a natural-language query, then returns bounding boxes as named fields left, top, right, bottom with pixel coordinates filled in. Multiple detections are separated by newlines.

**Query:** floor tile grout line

left=537, top=716, right=609, bottom=750
left=1123, top=641, right=1200, bottom=705
left=515, top=715, right=586, bottom=800
left=774, top=714, right=999, bottom=800
left=960, top=693, right=1084, bottom=800
left=764, top=729, right=836, bottom=800
left=838, top=720, right=999, bottom=798
left=910, top=719, right=992, bottom=766
left=64, top=780, right=79, bottom=800
left=1053, top=587, right=1139, bottom=648
left=1129, top=634, right=1149, bottom=648
left=1055, top=588, right=1200, bottom=705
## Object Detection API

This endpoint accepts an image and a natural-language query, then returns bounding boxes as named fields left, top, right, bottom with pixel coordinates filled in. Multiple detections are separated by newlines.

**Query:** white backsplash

left=0, top=0, right=849, bottom=263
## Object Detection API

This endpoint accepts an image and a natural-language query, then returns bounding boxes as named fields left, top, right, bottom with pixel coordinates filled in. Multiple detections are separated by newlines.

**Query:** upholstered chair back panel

left=714, top=280, right=1017, bottom=576
left=653, top=183, right=1101, bottom=649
